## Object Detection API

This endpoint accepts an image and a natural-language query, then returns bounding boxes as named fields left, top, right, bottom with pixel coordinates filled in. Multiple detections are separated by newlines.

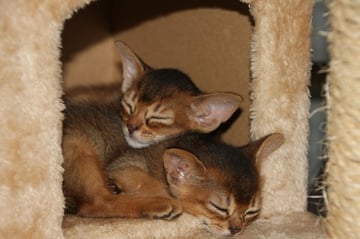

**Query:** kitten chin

left=122, top=126, right=157, bottom=148
left=203, top=223, right=240, bottom=237
left=124, top=135, right=150, bottom=148
left=122, top=125, right=178, bottom=148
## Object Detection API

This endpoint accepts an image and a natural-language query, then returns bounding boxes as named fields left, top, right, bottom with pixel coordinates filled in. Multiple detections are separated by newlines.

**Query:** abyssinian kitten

left=105, top=133, right=284, bottom=236
left=62, top=41, right=242, bottom=217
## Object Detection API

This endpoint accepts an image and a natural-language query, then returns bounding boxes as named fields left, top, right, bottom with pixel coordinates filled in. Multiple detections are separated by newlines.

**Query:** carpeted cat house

left=1, top=0, right=355, bottom=238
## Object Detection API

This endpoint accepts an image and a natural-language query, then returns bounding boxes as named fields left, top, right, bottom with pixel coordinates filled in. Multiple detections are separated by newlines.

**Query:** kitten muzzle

left=125, top=135, right=151, bottom=148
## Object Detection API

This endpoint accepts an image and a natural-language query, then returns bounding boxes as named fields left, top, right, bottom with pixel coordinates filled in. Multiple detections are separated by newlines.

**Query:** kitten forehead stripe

left=228, top=195, right=237, bottom=216
left=121, top=100, right=132, bottom=113
left=131, top=91, right=138, bottom=102
left=153, top=102, right=162, bottom=113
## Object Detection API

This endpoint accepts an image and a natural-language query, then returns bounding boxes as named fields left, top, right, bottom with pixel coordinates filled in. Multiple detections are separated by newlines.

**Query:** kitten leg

left=80, top=167, right=183, bottom=219
left=63, top=137, right=181, bottom=219
left=62, top=135, right=115, bottom=213
left=78, top=195, right=182, bottom=220
left=128, top=196, right=182, bottom=220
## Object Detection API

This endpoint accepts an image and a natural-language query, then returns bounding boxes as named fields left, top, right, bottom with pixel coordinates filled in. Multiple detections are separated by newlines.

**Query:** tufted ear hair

left=188, top=92, right=242, bottom=133
left=116, top=41, right=148, bottom=93
left=163, top=148, right=206, bottom=186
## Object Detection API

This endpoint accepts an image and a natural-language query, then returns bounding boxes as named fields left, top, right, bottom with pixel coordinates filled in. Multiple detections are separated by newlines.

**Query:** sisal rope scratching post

left=326, top=0, right=360, bottom=238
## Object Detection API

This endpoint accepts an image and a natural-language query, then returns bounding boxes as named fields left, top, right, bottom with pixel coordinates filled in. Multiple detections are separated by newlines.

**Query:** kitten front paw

left=144, top=198, right=182, bottom=220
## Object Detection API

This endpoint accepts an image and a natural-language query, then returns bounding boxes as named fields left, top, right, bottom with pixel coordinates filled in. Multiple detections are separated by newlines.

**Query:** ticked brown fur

left=62, top=42, right=242, bottom=219
left=106, top=133, right=284, bottom=236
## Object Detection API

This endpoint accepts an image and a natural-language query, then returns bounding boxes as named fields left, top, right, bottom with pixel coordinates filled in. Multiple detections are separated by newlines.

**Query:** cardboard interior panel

left=61, top=0, right=251, bottom=145
left=61, top=0, right=114, bottom=88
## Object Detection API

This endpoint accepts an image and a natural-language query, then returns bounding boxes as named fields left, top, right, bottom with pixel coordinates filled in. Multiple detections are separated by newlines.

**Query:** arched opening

left=61, top=0, right=252, bottom=145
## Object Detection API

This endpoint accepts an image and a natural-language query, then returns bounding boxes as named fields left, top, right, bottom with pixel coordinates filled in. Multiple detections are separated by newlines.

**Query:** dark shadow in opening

left=61, top=0, right=251, bottom=63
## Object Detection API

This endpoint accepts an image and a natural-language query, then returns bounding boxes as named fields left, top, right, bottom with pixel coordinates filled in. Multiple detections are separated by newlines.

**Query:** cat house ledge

left=1, top=0, right=355, bottom=238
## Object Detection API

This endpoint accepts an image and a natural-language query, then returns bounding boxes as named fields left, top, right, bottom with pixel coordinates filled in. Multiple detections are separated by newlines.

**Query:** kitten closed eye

left=243, top=208, right=260, bottom=219
left=208, top=202, right=229, bottom=216
left=145, top=115, right=174, bottom=125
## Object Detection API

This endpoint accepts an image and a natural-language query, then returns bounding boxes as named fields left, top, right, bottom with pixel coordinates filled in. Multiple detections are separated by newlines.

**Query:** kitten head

left=163, top=133, right=284, bottom=236
left=116, top=41, right=242, bottom=148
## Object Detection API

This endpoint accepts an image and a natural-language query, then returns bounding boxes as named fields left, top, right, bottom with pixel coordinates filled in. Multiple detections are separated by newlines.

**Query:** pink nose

left=127, top=124, right=139, bottom=134
left=229, top=225, right=241, bottom=235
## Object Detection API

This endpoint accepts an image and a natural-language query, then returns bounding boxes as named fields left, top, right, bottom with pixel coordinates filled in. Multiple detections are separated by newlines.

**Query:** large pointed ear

left=244, top=133, right=284, bottom=165
left=116, top=41, right=147, bottom=93
left=188, top=92, right=242, bottom=132
left=163, top=148, right=206, bottom=186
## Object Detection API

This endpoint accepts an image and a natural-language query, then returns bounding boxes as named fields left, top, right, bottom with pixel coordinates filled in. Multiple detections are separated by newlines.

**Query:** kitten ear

left=116, top=41, right=147, bottom=93
left=246, top=133, right=284, bottom=164
left=163, top=148, right=206, bottom=186
left=188, top=92, right=242, bottom=132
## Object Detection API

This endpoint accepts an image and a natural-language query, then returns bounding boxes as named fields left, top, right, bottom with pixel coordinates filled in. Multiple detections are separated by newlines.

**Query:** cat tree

left=0, top=0, right=351, bottom=238
left=325, top=0, right=360, bottom=238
